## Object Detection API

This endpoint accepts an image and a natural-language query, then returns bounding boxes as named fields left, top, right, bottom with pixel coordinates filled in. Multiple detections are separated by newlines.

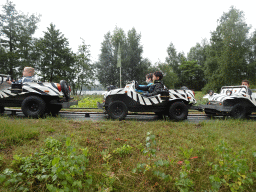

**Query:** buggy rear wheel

left=107, top=101, right=128, bottom=120
left=230, top=103, right=246, bottom=119
left=168, top=102, right=188, bottom=121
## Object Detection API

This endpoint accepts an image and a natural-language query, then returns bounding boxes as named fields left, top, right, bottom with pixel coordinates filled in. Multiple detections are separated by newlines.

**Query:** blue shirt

left=136, top=82, right=153, bottom=93
left=18, top=76, right=33, bottom=83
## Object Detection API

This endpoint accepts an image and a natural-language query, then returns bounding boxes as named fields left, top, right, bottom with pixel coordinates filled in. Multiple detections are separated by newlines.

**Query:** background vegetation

left=1, top=1, right=256, bottom=93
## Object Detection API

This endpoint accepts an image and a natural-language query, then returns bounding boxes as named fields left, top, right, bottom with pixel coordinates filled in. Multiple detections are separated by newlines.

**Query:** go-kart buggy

left=200, top=85, right=256, bottom=119
left=0, top=74, right=78, bottom=118
left=103, top=80, right=197, bottom=120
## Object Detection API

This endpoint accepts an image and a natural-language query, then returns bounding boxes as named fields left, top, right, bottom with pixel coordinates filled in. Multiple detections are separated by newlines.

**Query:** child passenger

left=241, top=79, right=252, bottom=95
left=7, top=67, right=35, bottom=84
left=136, top=71, right=166, bottom=97
left=136, top=73, right=153, bottom=93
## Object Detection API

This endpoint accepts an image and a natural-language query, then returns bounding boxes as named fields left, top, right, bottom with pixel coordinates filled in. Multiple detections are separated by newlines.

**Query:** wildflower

left=177, top=161, right=183, bottom=165
left=190, top=156, right=198, bottom=159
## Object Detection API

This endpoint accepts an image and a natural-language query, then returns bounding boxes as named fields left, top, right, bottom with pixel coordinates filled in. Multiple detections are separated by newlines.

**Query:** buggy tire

left=0, top=106, right=4, bottom=114
left=230, top=103, right=246, bottom=119
left=107, top=101, right=128, bottom=120
left=21, top=96, right=46, bottom=118
left=169, top=102, right=188, bottom=121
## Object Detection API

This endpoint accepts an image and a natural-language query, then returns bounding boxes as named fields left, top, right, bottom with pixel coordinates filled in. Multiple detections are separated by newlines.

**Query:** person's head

left=242, top=80, right=250, bottom=87
left=145, top=73, right=153, bottom=83
left=23, top=67, right=34, bottom=77
left=153, top=71, right=163, bottom=81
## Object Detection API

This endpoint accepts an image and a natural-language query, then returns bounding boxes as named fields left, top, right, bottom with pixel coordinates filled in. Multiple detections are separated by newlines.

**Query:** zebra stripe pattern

left=106, top=89, right=196, bottom=106
left=0, top=82, right=62, bottom=99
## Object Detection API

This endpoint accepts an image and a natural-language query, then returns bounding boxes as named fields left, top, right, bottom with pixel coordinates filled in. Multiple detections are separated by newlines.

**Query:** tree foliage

left=96, top=27, right=150, bottom=88
left=96, top=32, right=116, bottom=87
left=36, top=23, right=75, bottom=83
left=204, top=6, right=251, bottom=91
left=73, top=39, right=95, bottom=95
left=0, top=1, right=40, bottom=78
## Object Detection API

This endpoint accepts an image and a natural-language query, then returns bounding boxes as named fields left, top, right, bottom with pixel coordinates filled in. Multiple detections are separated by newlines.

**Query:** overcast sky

left=3, top=0, right=256, bottom=64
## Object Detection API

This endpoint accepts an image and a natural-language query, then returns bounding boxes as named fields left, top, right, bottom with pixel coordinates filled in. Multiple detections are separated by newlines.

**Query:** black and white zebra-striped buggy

left=0, top=82, right=63, bottom=99
left=0, top=74, right=77, bottom=118
left=200, top=85, right=256, bottom=119
left=103, top=80, right=197, bottom=120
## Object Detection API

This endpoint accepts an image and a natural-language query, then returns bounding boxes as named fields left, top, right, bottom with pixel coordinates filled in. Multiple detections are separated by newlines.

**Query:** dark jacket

left=137, top=80, right=166, bottom=96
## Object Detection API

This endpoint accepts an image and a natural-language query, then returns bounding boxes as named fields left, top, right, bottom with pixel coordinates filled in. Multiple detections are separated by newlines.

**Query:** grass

left=1, top=115, right=256, bottom=191
left=194, top=91, right=206, bottom=106
left=71, top=95, right=104, bottom=108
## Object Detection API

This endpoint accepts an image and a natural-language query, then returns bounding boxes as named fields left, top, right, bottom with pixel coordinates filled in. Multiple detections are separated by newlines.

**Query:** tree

left=166, top=42, right=179, bottom=74
left=165, top=43, right=185, bottom=88
left=36, top=23, right=75, bottom=83
left=123, top=28, right=145, bottom=83
left=96, top=31, right=117, bottom=87
left=96, top=27, right=150, bottom=87
left=203, top=6, right=251, bottom=91
left=157, top=62, right=178, bottom=89
left=246, top=30, right=256, bottom=86
left=179, top=60, right=204, bottom=90
left=73, top=39, right=95, bottom=95
left=0, top=0, right=40, bottom=78
left=187, top=41, right=208, bottom=90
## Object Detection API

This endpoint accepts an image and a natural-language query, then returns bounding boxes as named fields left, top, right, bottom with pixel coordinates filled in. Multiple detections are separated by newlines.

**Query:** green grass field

left=1, top=94, right=256, bottom=191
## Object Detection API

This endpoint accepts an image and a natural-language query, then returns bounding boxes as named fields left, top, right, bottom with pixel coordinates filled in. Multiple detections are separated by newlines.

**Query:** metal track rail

left=4, top=108, right=255, bottom=118
left=3, top=108, right=206, bottom=117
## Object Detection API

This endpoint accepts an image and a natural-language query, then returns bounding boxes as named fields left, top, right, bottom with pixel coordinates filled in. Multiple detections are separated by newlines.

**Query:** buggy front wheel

left=21, top=96, right=46, bottom=118
left=107, top=101, right=128, bottom=120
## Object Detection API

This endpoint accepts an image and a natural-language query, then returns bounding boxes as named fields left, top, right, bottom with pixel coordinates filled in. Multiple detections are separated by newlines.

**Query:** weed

left=0, top=137, right=92, bottom=191
left=175, top=160, right=194, bottom=191
left=133, top=132, right=172, bottom=183
left=113, top=144, right=133, bottom=157
left=209, top=140, right=256, bottom=191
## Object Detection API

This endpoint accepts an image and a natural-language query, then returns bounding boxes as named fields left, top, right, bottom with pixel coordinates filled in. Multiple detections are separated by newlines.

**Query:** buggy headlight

left=226, top=90, right=232, bottom=96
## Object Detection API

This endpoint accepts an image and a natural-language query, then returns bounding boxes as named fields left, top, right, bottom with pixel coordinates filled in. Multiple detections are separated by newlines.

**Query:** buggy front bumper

left=199, top=104, right=233, bottom=113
